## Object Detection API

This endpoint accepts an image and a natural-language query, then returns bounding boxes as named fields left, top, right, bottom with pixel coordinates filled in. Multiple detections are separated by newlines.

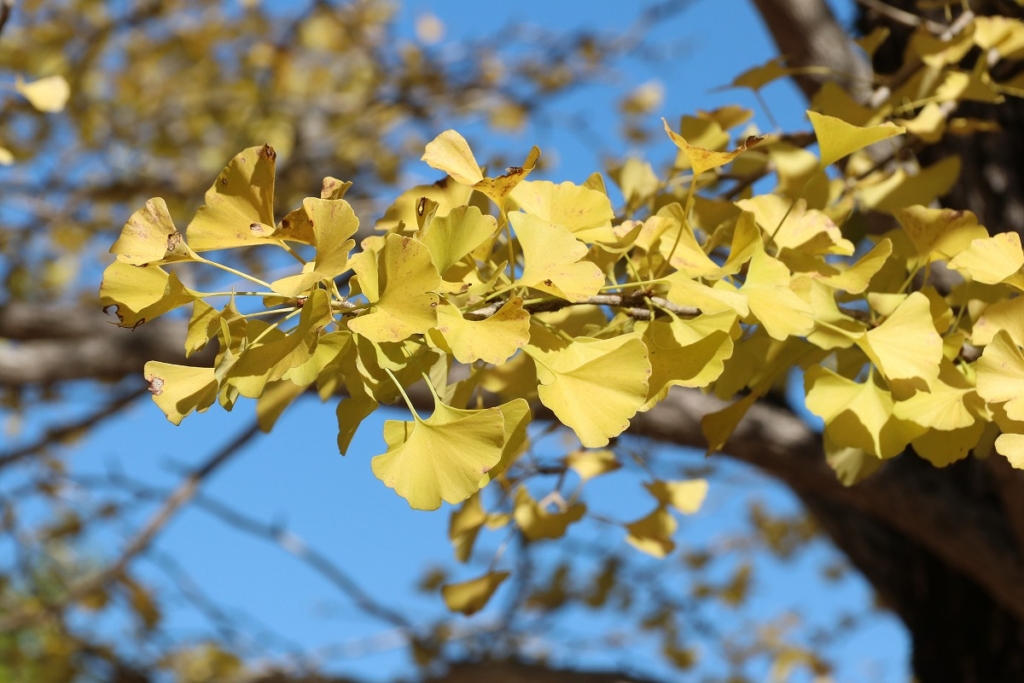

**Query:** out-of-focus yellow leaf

left=565, top=449, right=620, bottom=482
left=625, top=505, right=677, bottom=558
left=663, top=118, right=764, bottom=177
left=644, top=479, right=708, bottom=514
left=449, top=493, right=487, bottom=563
left=996, top=433, right=1024, bottom=469
left=16, top=74, right=70, bottom=112
left=441, top=572, right=509, bottom=615
left=513, top=487, right=586, bottom=541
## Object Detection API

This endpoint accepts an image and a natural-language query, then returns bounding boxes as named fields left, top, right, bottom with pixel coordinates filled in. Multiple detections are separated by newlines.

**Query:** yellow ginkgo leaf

left=737, top=196, right=854, bottom=256
left=625, top=505, right=677, bottom=558
left=977, top=330, right=1024, bottom=421
left=895, top=102, right=947, bottom=143
left=996, top=433, right=1024, bottom=469
left=143, top=362, right=218, bottom=426
left=741, top=248, right=815, bottom=341
left=473, top=146, right=541, bottom=208
left=99, top=261, right=197, bottom=329
left=911, top=422, right=986, bottom=467
left=441, top=571, right=509, bottom=615
left=728, top=57, right=792, bottom=91
left=224, top=290, right=332, bottom=398
left=255, top=380, right=306, bottom=432
left=336, top=394, right=379, bottom=455
left=418, top=205, right=497, bottom=275
left=972, top=297, right=1024, bottom=347
left=857, top=157, right=962, bottom=215
left=807, top=111, right=904, bottom=168
left=376, top=177, right=473, bottom=233
left=509, top=180, right=615, bottom=234
left=948, top=232, right=1024, bottom=284
left=805, top=366, right=925, bottom=458
left=110, top=198, right=198, bottom=266
left=449, top=493, right=487, bottom=563
left=15, top=75, right=70, bottom=112
left=893, top=205, right=989, bottom=263
left=478, top=398, right=531, bottom=486
left=512, top=212, right=604, bottom=302
left=421, top=130, right=484, bottom=186
left=665, top=275, right=749, bottom=316
left=824, top=433, right=882, bottom=486
left=656, top=203, right=726, bottom=277
left=644, top=479, right=708, bottom=514
left=662, top=118, right=764, bottom=177
left=640, top=322, right=733, bottom=410
left=858, top=292, right=942, bottom=390
left=565, top=449, right=621, bottom=482
left=0, top=146, right=12, bottom=165
left=371, top=402, right=507, bottom=510
left=513, top=487, right=586, bottom=541
left=348, top=234, right=440, bottom=343
left=186, top=145, right=279, bottom=252
left=531, top=335, right=650, bottom=448
left=892, top=360, right=981, bottom=430
left=275, top=177, right=353, bottom=245
left=436, top=297, right=530, bottom=365
left=271, top=198, right=359, bottom=296
left=820, top=238, right=893, bottom=293
left=702, top=393, right=758, bottom=454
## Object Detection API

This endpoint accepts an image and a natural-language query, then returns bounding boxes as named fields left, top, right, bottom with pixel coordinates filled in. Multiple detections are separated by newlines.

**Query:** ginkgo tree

left=100, top=4, right=1024, bottom=623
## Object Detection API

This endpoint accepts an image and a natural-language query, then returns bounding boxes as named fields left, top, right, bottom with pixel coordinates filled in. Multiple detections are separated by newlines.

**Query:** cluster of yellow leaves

left=101, top=15, right=1024, bottom=614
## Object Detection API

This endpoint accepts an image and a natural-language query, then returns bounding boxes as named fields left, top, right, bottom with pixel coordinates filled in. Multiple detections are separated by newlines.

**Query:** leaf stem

left=384, top=367, right=422, bottom=422
left=197, top=257, right=272, bottom=289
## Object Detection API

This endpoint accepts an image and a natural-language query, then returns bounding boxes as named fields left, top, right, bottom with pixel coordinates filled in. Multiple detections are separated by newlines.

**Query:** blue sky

left=6, top=0, right=910, bottom=681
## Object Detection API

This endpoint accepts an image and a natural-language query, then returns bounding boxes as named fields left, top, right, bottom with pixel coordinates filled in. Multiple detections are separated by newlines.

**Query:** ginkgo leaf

left=186, top=145, right=279, bottom=252
left=15, top=75, right=70, bottom=112
left=376, top=177, right=473, bottom=233
left=417, top=205, right=497, bottom=275
left=972, top=297, right=1024, bottom=347
left=893, top=205, right=988, bottom=263
left=892, top=360, right=981, bottom=430
left=644, top=479, right=708, bottom=514
left=948, top=232, right=1024, bottom=284
left=995, top=434, right=1024, bottom=469
left=441, top=571, right=509, bottom=615
left=421, top=130, right=485, bottom=186
left=270, top=198, right=359, bottom=296
left=977, top=330, right=1024, bottom=421
left=625, top=505, right=677, bottom=558
left=435, top=297, right=530, bottom=365
left=531, top=335, right=650, bottom=448
left=275, top=177, right=354, bottom=244
left=256, top=380, right=306, bottom=432
left=824, top=433, right=882, bottom=486
left=741, top=248, right=815, bottom=341
left=509, top=180, right=615, bottom=234
left=110, top=198, right=198, bottom=265
left=225, top=289, right=331, bottom=398
left=421, top=130, right=539, bottom=207
left=728, top=57, right=792, bottom=91
left=656, top=203, right=726, bottom=276
left=336, top=394, right=379, bottom=455
left=143, top=362, right=218, bottom=426
left=911, top=422, right=985, bottom=467
left=701, top=393, right=758, bottom=454
left=99, top=261, right=197, bottom=329
left=737, top=196, right=854, bottom=256
left=665, top=275, right=749, bottom=316
left=512, top=212, right=604, bottom=302
left=565, top=450, right=621, bottom=482
left=372, top=402, right=507, bottom=510
left=858, top=292, right=942, bottom=390
left=662, top=118, right=764, bottom=177
left=640, top=322, right=733, bottom=410
left=805, top=366, right=925, bottom=458
left=348, top=234, right=440, bottom=343
left=820, top=238, right=893, bottom=293
left=0, top=146, right=12, bottom=165
left=478, top=398, right=531, bottom=485
left=857, top=157, right=961, bottom=215
left=513, top=487, right=586, bottom=541
left=449, top=493, right=487, bottom=563
left=807, top=111, right=904, bottom=167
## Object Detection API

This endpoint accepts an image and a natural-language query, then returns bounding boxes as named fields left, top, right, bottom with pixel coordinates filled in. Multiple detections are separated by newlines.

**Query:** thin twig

left=0, top=0, right=12, bottom=39
left=466, top=294, right=698, bottom=321
left=853, top=0, right=946, bottom=33
left=0, top=420, right=261, bottom=632
left=0, top=386, right=147, bottom=470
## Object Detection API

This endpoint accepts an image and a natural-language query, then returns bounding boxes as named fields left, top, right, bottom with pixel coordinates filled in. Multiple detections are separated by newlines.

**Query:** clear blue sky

left=14, top=1, right=910, bottom=681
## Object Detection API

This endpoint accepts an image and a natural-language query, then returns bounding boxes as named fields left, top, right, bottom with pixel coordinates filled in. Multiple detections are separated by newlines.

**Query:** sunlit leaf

left=143, top=362, right=218, bottom=426
left=662, top=118, right=764, bottom=177
left=948, top=232, right=1024, bottom=284
left=565, top=449, right=621, bottom=482
left=15, top=74, right=70, bottom=112
left=858, top=292, right=942, bottom=390
left=417, top=205, right=497, bottom=275
left=271, top=198, right=359, bottom=296
left=512, top=212, right=604, bottom=302
left=421, top=129, right=485, bottom=186
left=435, top=297, right=530, bottom=365
left=509, top=180, right=615, bottom=234
left=644, top=479, right=708, bottom=514
left=531, top=335, right=650, bottom=448
left=741, top=248, right=815, bottom=341
left=807, top=111, right=904, bottom=167
left=110, top=198, right=198, bottom=265
left=977, top=330, right=1024, bottom=421
left=625, top=505, right=677, bottom=558
left=513, top=487, right=586, bottom=541
left=99, top=262, right=197, bottom=329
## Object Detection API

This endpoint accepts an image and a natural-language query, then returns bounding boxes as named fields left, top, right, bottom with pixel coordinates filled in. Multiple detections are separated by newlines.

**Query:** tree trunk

left=749, top=1, right=1024, bottom=680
